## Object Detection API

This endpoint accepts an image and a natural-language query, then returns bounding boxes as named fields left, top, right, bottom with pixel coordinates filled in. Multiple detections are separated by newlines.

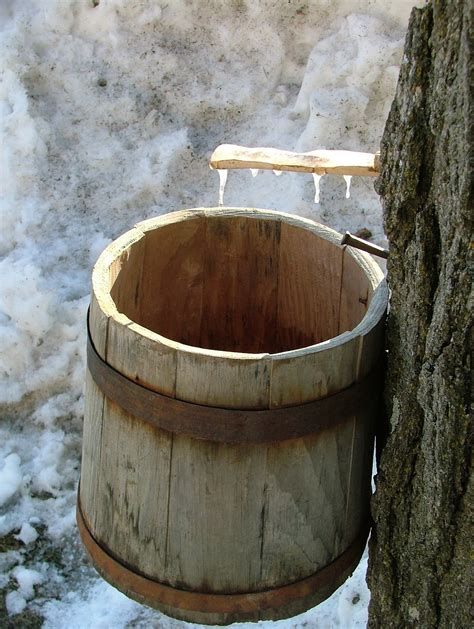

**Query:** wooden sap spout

left=210, top=144, right=381, bottom=177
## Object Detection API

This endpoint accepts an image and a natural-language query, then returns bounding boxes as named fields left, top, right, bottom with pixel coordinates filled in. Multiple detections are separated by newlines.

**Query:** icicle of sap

left=343, top=175, right=352, bottom=199
left=312, top=173, right=323, bottom=204
left=250, top=169, right=259, bottom=177
left=273, top=170, right=283, bottom=176
left=218, top=169, right=228, bottom=206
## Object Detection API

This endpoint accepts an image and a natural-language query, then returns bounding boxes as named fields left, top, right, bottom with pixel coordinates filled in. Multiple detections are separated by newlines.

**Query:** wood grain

left=342, top=406, right=375, bottom=549
left=90, top=396, right=172, bottom=581
left=79, top=371, right=105, bottom=526
left=80, top=207, right=388, bottom=624
left=164, top=435, right=267, bottom=592
left=138, top=215, right=206, bottom=346
left=276, top=222, right=343, bottom=350
left=175, top=346, right=271, bottom=409
left=269, top=334, right=360, bottom=408
left=260, top=421, right=355, bottom=587
left=199, top=216, right=280, bottom=353
left=338, top=247, right=371, bottom=335
left=109, top=228, right=146, bottom=322
left=107, top=315, right=177, bottom=397
left=210, top=144, right=380, bottom=176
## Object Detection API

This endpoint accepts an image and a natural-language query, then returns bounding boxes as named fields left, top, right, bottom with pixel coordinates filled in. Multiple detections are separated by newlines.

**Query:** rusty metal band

left=77, top=494, right=369, bottom=617
left=87, top=316, right=382, bottom=444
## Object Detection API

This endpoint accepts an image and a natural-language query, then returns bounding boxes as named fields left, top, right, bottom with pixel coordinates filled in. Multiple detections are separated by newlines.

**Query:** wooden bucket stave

left=78, top=207, right=387, bottom=624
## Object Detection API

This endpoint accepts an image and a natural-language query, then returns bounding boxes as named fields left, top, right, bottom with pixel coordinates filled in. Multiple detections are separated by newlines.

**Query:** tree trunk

left=367, top=1, right=473, bottom=627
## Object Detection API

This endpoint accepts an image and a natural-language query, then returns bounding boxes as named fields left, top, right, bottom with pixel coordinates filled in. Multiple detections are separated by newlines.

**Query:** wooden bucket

left=78, top=207, right=388, bottom=625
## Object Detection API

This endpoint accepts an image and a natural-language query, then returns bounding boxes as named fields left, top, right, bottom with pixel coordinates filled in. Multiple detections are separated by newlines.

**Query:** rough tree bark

left=367, top=1, right=472, bottom=627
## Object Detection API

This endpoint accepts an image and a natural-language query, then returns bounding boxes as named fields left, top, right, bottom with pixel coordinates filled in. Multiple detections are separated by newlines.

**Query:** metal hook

left=340, top=232, right=389, bottom=259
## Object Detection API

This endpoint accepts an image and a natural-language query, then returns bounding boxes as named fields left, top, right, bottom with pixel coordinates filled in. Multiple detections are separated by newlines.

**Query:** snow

left=15, top=522, right=39, bottom=546
left=0, top=454, right=23, bottom=506
left=0, top=0, right=419, bottom=626
left=38, top=554, right=372, bottom=629
left=5, top=589, right=27, bottom=615
left=5, top=565, right=44, bottom=614
left=12, top=565, right=44, bottom=600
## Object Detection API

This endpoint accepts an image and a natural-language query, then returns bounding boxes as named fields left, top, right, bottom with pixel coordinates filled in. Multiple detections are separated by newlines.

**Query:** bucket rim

left=91, top=206, right=388, bottom=362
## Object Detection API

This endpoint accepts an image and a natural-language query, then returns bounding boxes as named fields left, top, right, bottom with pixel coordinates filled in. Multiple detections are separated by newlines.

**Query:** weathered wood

left=169, top=290, right=270, bottom=593
left=79, top=371, right=105, bottom=527
left=79, top=207, right=387, bottom=624
left=136, top=214, right=206, bottom=346
left=269, top=334, right=360, bottom=408
left=339, top=247, right=371, bottom=334
left=276, top=221, right=343, bottom=350
left=107, top=315, right=177, bottom=396
left=199, top=216, right=280, bottom=353
left=210, top=144, right=380, bottom=176
left=77, top=499, right=369, bottom=624
left=109, top=227, right=146, bottom=322
left=165, top=436, right=267, bottom=592
left=88, top=293, right=109, bottom=360
left=175, top=346, right=271, bottom=409
left=355, top=283, right=388, bottom=381
left=90, top=396, right=172, bottom=581
left=342, top=406, right=375, bottom=549
left=87, top=330, right=382, bottom=442
left=260, top=422, right=355, bottom=586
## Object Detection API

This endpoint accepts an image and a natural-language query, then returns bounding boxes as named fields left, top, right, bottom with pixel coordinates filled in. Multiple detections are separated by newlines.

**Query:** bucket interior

left=110, top=214, right=372, bottom=354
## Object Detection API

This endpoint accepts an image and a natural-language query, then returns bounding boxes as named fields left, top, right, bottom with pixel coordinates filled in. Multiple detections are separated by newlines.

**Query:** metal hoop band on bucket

left=86, top=310, right=383, bottom=444
left=77, top=495, right=369, bottom=622
left=79, top=208, right=388, bottom=624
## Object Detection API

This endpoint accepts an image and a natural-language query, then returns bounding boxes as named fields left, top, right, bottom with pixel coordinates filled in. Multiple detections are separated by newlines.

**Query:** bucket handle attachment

left=340, top=232, right=389, bottom=259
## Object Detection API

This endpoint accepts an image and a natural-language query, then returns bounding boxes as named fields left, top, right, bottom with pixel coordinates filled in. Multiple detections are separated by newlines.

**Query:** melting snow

left=312, top=173, right=324, bottom=204
left=344, top=175, right=353, bottom=199
left=218, top=168, right=228, bottom=206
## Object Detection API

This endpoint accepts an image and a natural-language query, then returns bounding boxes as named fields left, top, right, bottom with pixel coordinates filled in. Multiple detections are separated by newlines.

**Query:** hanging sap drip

left=218, top=169, right=228, bottom=206
left=250, top=169, right=259, bottom=177
left=312, top=173, right=323, bottom=204
left=273, top=170, right=283, bottom=176
left=343, top=175, right=352, bottom=199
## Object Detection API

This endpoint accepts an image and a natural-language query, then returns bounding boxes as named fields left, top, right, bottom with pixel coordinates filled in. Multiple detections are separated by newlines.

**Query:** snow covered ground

left=1, top=1, right=417, bottom=626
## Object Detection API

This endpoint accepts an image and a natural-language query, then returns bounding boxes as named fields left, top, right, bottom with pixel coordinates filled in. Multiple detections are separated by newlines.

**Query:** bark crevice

left=367, top=1, right=473, bottom=626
